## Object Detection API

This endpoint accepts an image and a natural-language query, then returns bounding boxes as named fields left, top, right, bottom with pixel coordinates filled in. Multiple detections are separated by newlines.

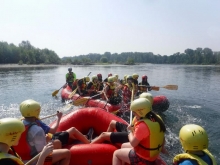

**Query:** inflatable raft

left=51, top=107, right=167, bottom=165
left=15, top=107, right=167, bottom=165
left=61, top=86, right=170, bottom=113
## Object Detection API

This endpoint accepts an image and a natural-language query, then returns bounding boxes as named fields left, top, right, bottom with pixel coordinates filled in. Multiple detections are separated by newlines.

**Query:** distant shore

left=0, top=64, right=61, bottom=68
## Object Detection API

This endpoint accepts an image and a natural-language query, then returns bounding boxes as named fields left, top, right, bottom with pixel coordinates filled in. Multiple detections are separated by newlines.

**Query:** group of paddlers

left=66, top=67, right=152, bottom=105
left=0, top=68, right=215, bottom=165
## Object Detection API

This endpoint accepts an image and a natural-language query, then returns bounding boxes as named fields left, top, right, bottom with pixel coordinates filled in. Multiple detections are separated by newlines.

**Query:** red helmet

left=108, top=73, right=112, bottom=77
left=142, top=75, right=148, bottom=80
left=97, top=73, right=102, bottom=78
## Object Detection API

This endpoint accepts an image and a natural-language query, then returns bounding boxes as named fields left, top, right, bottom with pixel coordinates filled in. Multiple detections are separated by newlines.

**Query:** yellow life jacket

left=134, top=117, right=164, bottom=161
left=173, top=149, right=217, bottom=165
left=0, top=152, right=23, bottom=165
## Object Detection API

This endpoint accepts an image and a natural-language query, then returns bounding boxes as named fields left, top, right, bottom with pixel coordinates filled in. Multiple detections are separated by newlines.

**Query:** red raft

left=51, top=107, right=127, bottom=165
left=50, top=107, right=167, bottom=165
left=61, top=86, right=170, bottom=113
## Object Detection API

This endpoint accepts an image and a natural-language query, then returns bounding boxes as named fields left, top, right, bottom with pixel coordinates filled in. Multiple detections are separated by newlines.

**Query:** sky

left=1, top=0, right=220, bottom=58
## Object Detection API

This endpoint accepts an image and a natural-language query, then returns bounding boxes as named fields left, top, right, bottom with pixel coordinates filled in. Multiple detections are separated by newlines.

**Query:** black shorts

left=52, top=131, right=69, bottom=146
left=116, top=122, right=128, bottom=132
left=110, top=132, right=129, bottom=143
left=129, top=150, right=156, bottom=165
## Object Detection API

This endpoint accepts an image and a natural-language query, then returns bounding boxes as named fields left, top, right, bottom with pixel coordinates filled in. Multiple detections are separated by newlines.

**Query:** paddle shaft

left=25, top=152, right=41, bottom=165
left=130, top=84, right=135, bottom=124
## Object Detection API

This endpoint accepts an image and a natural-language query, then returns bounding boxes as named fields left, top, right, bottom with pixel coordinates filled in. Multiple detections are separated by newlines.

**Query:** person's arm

left=65, top=73, right=68, bottom=82
left=48, top=112, right=62, bottom=134
left=127, top=122, right=150, bottom=148
left=36, top=143, right=53, bottom=165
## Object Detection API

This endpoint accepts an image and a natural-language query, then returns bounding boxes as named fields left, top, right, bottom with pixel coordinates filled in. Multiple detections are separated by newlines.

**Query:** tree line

left=63, top=48, right=220, bottom=65
left=1, top=41, right=220, bottom=65
left=0, top=41, right=61, bottom=64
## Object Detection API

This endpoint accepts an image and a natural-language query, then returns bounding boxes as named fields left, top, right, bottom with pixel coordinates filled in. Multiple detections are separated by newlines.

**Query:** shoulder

left=178, top=160, right=196, bottom=165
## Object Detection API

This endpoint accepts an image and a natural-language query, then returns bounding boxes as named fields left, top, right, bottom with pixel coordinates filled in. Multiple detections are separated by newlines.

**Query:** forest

left=1, top=40, right=220, bottom=65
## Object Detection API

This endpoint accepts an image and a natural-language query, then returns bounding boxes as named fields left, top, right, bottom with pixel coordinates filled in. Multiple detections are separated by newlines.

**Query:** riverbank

left=0, top=64, right=61, bottom=68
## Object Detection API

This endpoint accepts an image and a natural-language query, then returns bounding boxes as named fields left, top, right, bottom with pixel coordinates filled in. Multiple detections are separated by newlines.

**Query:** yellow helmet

left=179, top=124, right=208, bottom=152
left=20, top=99, right=41, bottom=118
left=132, top=73, right=139, bottom=79
left=139, top=92, right=153, bottom=105
left=108, top=76, right=114, bottom=83
left=0, top=118, right=25, bottom=146
left=84, top=76, right=90, bottom=82
left=130, top=98, right=152, bottom=117
left=114, top=74, right=119, bottom=79
left=92, top=75, right=98, bottom=81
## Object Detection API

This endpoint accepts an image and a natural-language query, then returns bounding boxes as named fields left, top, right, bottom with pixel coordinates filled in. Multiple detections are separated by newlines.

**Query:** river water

left=0, top=64, right=220, bottom=164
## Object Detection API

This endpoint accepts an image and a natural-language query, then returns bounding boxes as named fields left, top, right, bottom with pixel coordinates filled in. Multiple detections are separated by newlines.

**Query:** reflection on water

left=0, top=64, right=220, bottom=164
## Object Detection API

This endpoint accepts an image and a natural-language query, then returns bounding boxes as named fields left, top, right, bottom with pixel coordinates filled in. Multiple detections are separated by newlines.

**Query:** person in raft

left=0, top=117, right=54, bottom=165
left=13, top=99, right=71, bottom=165
left=173, top=124, right=217, bottom=165
left=66, top=67, right=76, bottom=89
left=112, top=98, right=166, bottom=165
left=91, top=93, right=155, bottom=145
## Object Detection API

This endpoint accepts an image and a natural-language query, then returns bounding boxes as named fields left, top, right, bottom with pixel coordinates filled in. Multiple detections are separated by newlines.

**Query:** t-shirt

left=23, top=120, right=47, bottom=156
left=36, top=120, right=50, bottom=134
left=134, top=122, right=150, bottom=142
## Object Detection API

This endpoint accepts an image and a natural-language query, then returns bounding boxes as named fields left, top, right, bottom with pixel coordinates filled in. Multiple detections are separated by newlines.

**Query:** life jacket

left=66, top=72, right=75, bottom=83
left=13, top=123, right=38, bottom=160
left=0, top=152, right=23, bottom=165
left=173, top=149, right=217, bottom=165
left=122, top=83, right=133, bottom=103
left=106, top=83, right=115, bottom=97
left=133, top=118, right=164, bottom=161
left=78, top=79, right=87, bottom=91
left=72, top=79, right=79, bottom=88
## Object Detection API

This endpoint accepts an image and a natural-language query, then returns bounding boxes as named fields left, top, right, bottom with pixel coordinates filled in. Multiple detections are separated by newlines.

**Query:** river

left=0, top=64, right=220, bottom=164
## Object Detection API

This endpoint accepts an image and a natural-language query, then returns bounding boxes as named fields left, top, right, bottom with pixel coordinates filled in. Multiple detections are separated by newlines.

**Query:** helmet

left=142, top=75, right=148, bottom=80
left=139, top=92, right=153, bottom=105
left=20, top=99, right=41, bottom=118
left=132, top=73, right=139, bottom=79
left=108, top=73, right=112, bottom=77
left=126, top=75, right=133, bottom=81
left=97, top=73, right=102, bottom=78
left=84, top=76, right=90, bottom=82
left=179, top=124, right=208, bottom=152
left=114, top=74, right=119, bottom=79
left=108, top=76, right=114, bottom=83
left=130, top=98, right=152, bottom=117
left=68, top=68, right=72, bottom=71
left=0, top=118, right=25, bottom=146
left=124, top=75, right=127, bottom=80
left=92, top=75, right=98, bottom=81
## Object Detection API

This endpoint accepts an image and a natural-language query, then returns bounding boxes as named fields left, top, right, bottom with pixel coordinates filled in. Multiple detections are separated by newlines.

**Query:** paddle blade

left=68, top=88, right=77, bottom=98
left=162, top=85, right=178, bottom=90
left=73, top=97, right=89, bottom=106
left=151, top=86, right=160, bottom=91
left=52, top=90, right=59, bottom=97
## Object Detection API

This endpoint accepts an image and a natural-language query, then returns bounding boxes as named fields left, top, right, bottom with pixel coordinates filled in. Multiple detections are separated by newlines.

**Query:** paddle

left=130, top=83, right=135, bottom=124
left=68, top=88, right=77, bottom=99
left=52, top=83, right=67, bottom=97
left=138, top=85, right=178, bottom=91
left=25, top=152, right=42, bottom=165
left=73, top=92, right=103, bottom=106
left=68, top=72, right=92, bottom=98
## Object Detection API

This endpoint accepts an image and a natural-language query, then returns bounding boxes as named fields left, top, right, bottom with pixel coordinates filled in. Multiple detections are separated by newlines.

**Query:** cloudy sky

left=1, top=0, right=220, bottom=58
